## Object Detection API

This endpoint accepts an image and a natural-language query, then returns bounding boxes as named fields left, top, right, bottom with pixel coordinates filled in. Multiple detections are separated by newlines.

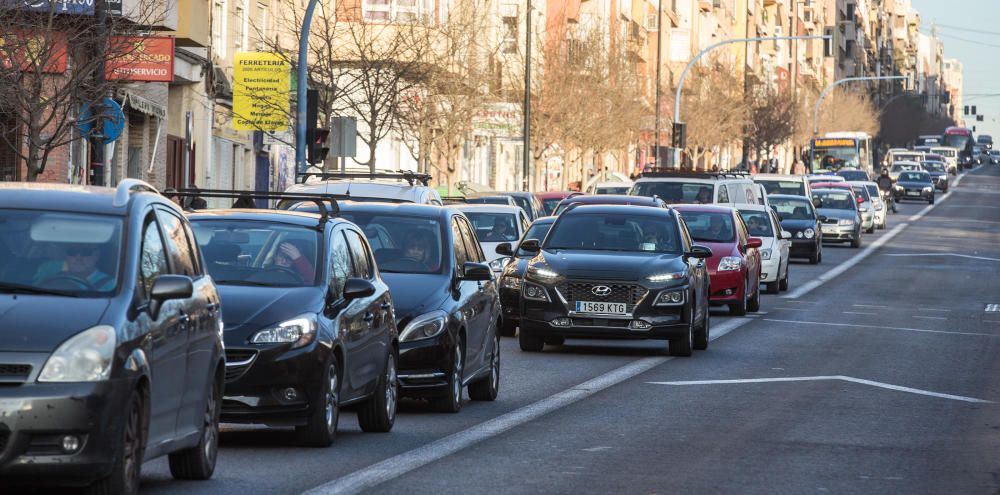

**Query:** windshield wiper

left=0, top=282, right=80, bottom=297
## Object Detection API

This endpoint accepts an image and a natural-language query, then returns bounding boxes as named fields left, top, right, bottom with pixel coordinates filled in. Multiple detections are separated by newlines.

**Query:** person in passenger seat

left=271, top=240, right=315, bottom=284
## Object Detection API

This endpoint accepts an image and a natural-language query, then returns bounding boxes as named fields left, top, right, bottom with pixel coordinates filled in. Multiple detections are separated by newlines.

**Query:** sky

left=911, top=0, right=1000, bottom=138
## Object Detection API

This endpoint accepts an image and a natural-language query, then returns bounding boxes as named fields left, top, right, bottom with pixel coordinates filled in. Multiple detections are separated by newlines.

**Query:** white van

left=630, top=171, right=761, bottom=206
left=283, top=170, right=443, bottom=205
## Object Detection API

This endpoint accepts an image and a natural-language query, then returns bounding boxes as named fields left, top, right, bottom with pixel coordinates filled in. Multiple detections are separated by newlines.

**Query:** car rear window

left=190, top=220, right=320, bottom=287
left=770, top=198, right=813, bottom=220
left=677, top=211, right=736, bottom=243
left=338, top=214, right=445, bottom=274
left=631, top=182, right=714, bottom=204
left=756, top=180, right=804, bottom=196
left=464, top=212, right=519, bottom=242
left=814, top=191, right=854, bottom=210
left=738, top=211, right=774, bottom=237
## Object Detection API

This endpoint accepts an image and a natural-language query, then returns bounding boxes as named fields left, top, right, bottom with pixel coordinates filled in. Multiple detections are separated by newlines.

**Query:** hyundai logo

left=591, top=285, right=612, bottom=297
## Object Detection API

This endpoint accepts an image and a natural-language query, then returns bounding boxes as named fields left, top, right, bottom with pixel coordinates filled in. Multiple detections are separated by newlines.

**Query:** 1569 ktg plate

left=574, top=301, right=628, bottom=315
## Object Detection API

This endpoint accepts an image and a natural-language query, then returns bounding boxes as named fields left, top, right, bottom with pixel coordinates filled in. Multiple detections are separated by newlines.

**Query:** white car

left=455, top=204, right=530, bottom=274
left=589, top=181, right=633, bottom=195
left=283, top=170, right=443, bottom=205
left=738, top=204, right=791, bottom=294
left=858, top=181, right=887, bottom=229
left=631, top=171, right=761, bottom=206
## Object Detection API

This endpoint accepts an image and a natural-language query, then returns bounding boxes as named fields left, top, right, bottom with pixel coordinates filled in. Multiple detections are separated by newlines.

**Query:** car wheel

left=169, top=374, right=221, bottom=480
left=89, top=390, right=145, bottom=495
left=747, top=279, right=761, bottom=312
left=670, top=313, right=694, bottom=357
left=779, top=269, right=789, bottom=291
left=518, top=328, right=545, bottom=352
left=729, top=280, right=748, bottom=316
left=693, top=303, right=710, bottom=351
left=296, top=356, right=340, bottom=447
left=765, top=280, right=779, bottom=294
left=851, top=235, right=862, bottom=249
left=544, top=336, right=565, bottom=346
left=929, top=198, right=935, bottom=204
left=357, top=350, right=397, bottom=432
left=431, top=341, right=464, bottom=413
left=469, top=333, right=500, bottom=401
left=499, top=319, right=517, bottom=337
left=808, top=250, right=820, bottom=264
left=866, top=224, right=875, bottom=234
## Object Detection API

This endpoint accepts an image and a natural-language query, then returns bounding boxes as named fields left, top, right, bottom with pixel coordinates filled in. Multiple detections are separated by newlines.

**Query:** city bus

left=943, top=126, right=975, bottom=169
left=809, top=132, right=874, bottom=176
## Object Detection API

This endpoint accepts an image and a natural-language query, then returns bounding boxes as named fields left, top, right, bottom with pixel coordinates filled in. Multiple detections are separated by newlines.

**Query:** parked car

left=456, top=204, right=530, bottom=275
left=768, top=194, right=824, bottom=264
left=188, top=193, right=398, bottom=447
left=812, top=188, right=863, bottom=248
left=921, top=161, right=950, bottom=192
left=674, top=204, right=763, bottom=315
left=284, top=171, right=442, bottom=205
left=517, top=205, right=712, bottom=356
left=496, top=216, right=557, bottom=336
left=753, top=174, right=813, bottom=198
left=0, top=181, right=224, bottom=493
left=589, top=181, right=633, bottom=195
left=894, top=171, right=935, bottom=205
left=630, top=169, right=761, bottom=206
left=336, top=202, right=502, bottom=412
left=537, top=191, right=580, bottom=216
left=738, top=205, right=791, bottom=294
left=552, top=194, right=667, bottom=216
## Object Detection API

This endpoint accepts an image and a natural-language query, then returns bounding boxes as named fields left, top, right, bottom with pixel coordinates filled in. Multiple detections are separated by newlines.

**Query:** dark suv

left=186, top=191, right=398, bottom=446
left=518, top=204, right=712, bottom=356
left=0, top=181, right=224, bottom=493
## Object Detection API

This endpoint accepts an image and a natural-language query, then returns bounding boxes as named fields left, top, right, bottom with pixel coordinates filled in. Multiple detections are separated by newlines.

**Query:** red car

left=537, top=191, right=581, bottom=216
left=675, top=204, right=763, bottom=316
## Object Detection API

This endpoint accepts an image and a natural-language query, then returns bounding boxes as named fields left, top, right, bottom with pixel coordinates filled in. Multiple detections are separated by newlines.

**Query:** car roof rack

left=639, top=167, right=751, bottom=179
left=113, top=179, right=159, bottom=207
left=440, top=196, right=468, bottom=204
left=297, top=170, right=432, bottom=186
left=173, top=189, right=340, bottom=230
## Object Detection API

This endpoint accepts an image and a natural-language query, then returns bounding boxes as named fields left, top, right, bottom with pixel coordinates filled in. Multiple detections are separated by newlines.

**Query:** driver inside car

left=400, top=229, right=439, bottom=271
left=270, top=240, right=315, bottom=284
left=33, top=243, right=114, bottom=290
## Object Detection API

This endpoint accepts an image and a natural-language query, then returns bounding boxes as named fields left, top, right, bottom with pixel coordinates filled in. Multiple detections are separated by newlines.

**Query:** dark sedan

left=551, top=194, right=667, bottom=216
left=517, top=204, right=712, bottom=356
left=495, top=216, right=557, bottom=336
left=894, top=171, right=935, bottom=204
left=813, top=188, right=863, bottom=248
left=920, top=161, right=949, bottom=192
left=769, top=194, right=823, bottom=264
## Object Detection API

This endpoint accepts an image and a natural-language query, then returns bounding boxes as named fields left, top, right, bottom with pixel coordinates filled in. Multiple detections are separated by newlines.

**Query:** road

left=142, top=166, right=1000, bottom=494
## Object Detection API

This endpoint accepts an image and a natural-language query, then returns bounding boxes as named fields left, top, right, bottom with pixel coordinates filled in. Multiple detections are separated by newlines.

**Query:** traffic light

left=671, top=122, right=686, bottom=149
left=972, top=105, right=978, bottom=115
left=977, top=115, right=985, bottom=122
left=305, top=88, right=326, bottom=164
left=309, top=128, right=330, bottom=164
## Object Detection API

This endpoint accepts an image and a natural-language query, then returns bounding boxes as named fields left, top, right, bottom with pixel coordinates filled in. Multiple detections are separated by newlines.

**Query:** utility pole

left=653, top=0, right=663, bottom=169
left=522, top=0, right=532, bottom=191
left=89, top=0, right=109, bottom=186
left=294, top=0, right=321, bottom=179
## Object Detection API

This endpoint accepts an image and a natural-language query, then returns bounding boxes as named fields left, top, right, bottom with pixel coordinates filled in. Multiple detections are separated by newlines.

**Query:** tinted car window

left=0, top=209, right=124, bottom=296
left=770, top=197, right=814, bottom=220
left=739, top=211, right=774, bottom=237
left=464, top=212, right=519, bottom=242
left=542, top=198, right=562, bottom=215
left=757, top=179, right=805, bottom=196
left=341, top=213, right=443, bottom=274
left=677, top=211, right=736, bottom=243
left=457, top=217, right=483, bottom=262
left=632, top=182, right=714, bottom=204
left=922, top=162, right=946, bottom=173
left=518, top=221, right=554, bottom=256
left=717, top=185, right=730, bottom=203
left=329, top=231, right=351, bottom=298
left=451, top=219, right=469, bottom=267
left=140, top=217, right=168, bottom=298
left=155, top=209, right=198, bottom=277
left=891, top=164, right=920, bottom=173
left=865, top=184, right=879, bottom=199
left=545, top=213, right=681, bottom=254
left=344, top=230, right=373, bottom=279
left=814, top=191, right=855, bottom=210
left=190, top=220, right=320, bottom=286
left=899, top=172, right=930, bottom=182
left=837, top=170, right=868, bottom=181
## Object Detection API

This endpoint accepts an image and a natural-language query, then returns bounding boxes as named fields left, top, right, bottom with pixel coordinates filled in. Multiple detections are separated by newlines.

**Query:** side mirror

left=149, top=275, right=193, bottom=320
left=856, top=196, right=864, bottom=204
left=781, top=230, right=793, bottom=240
left=519, top=239, right=541, bottom=253
left=817, top=215, right=828, bottom=222
left=495, top=242, right=514, bottom=256
left=462, top=262, right=493, bottom=282
left=812, top=197, right=823, bottom=209
left=746, top=237, right=763, bottom=249
left=686, top=245, right=713, bottom=259
left=343, top=278, right=376, bottom=300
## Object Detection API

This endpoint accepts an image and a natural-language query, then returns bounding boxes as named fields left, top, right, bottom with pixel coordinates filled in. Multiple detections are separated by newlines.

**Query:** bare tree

left=678, top=58, right=746, bottom=169
left=814, top=88, right=880, bottom=137
left=0, top=0, right=166, bottom=181
left=745, top=76, right=797, bottom=164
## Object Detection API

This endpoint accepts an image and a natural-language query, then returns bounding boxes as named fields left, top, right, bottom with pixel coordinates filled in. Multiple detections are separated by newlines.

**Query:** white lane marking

left=763, top=318, right=996, bottom=338
left=647, top=375, right=992, bottom=403
left=783, top=223, right=908, bottom=300
left=918, top=308, right=952, bottom=313
left=913, top=316, right=948, bottom=321
left=885, top=253, right=1000, bottom=263
left=775, top=307, right=810, bottom=311
left=987, top=304, right=1000, bottom=313
left=843, top=311, right=877, bottom=316
left=582, top=446, right=612, bottom=452
left=302, top=317, right=752, bottom=495
left=853, top=304, right=891, bottom=309
left=985, top=320, right=1000, bottom=324
left=940, top=204, right=1000, bottom=209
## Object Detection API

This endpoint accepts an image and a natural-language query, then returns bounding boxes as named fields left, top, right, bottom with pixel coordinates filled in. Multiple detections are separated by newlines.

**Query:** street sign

left=331, top=117, right=356, bottom=157
left=76, top=97, right=125, bottom=145
left=233, top=52, right=290, bottom=131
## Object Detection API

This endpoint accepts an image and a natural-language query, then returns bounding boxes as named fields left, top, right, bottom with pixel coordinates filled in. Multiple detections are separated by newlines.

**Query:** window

left=212, top=0, right=227, bottom=58
left=464, top=212, right=519, bottom=242
left=451, top=219, right=469, bottom=269
left=739, top=211, right=774, bottom=238
left=155, top=209, right=199, bottom=278
left=256, top=2, right=270, bottom=50
left=344, top=230, right=373, bottom=279
left=718, top=185, right=730, bottom=203
left=362, top=0, right=391, bottom=21
left=362, top=0, right=430, bottom=22
left=140, top=218, right=168, bottom=299
left=234, top=2, right=247, bottom=52
left=329, top=232, right=350, bottom=299
left=337, top=213, right=443, bottom=274
left=677, top=211, right=735, bottom=243
left=545, top=213, right=682, bottom=254
left=458, top=218, right=483, bottom=262
left=502, top=15, right=518, bottom=53
left=190, top=220, right=320, bottom=287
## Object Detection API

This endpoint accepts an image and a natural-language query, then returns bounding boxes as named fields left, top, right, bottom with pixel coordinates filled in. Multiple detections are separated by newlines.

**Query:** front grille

left=821, top=217, right=838, bottom=224
left=225, top=349, right=257, bottom=382
left=0, top=364, right=31, bottom=383
left=558, top=281, right=647, bottom=306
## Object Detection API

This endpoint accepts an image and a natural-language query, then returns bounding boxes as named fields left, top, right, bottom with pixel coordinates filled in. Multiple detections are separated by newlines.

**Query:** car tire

left=544, top=336, right=565, bottom=346
left=693, top=304, right=710, bottom=351
left=670, top=314, right=694, bottom=357
left=929, top=198, right=935, bottom=205
left=851, top=235, right=862, bottom=249
left=469, top=333, right=500, bottom=401
left=866, top=225, right=875, bottom=234
left=518, top=328, right=545, bottom=352
left=499, top=319, right=517, bottom=337
left=357, top=351, right=397, bottom=432
left=729, top=280, right=748, bottom=316
left=431, top=340, right=464, bottom=413
left=765, top=280, right=779, bottom=294
left=779, top=269, right=789, bottom=291
left=89, top=389, right=146, bottom=495
left=747, top=280, right=761, bottom=312
left=295, top=356, right=340, bottom=447
left=169, top=374, right=221, bottom=480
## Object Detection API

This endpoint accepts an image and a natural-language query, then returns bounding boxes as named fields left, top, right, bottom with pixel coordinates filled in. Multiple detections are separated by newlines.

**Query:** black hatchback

left=186, top=191, right=398, bottom=447
left=0, top=181, right=224, bottom=494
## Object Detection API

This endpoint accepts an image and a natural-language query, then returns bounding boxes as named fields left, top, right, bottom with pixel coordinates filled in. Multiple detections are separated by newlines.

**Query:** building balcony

left=167, top=0, right=209, bottom=46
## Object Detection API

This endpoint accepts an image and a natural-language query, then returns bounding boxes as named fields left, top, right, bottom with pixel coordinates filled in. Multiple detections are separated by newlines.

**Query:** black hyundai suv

left=518, top=204, right=712, bottom=356
left=0, top=181, right=224, bottom=494
left=186, top=191, right=398, bottom=447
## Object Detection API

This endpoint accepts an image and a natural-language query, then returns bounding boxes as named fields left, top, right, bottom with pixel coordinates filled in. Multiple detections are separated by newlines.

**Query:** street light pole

left=522, top=0, right=532, bottom=191
left=294, top=0, right=321, bottom=179
left=672, top=35, right=829, bottom=168
left=652, top=0, right=663, bottom=169
left=812, top=75, right=908, bottom=135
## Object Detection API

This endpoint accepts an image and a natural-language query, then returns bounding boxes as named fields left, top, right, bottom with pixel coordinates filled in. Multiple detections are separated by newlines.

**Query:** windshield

left=944, top=134, right=973, bottom=151
left=756, top=179, right=805, bottom=196
left=851, top=185, right=871, bottom=201
left=541, top=198, right=562, bottom=215
left=892, top=153, right=923, bottom=162
left=898, top=172, right=930, bottom=183
left=631, top=182, right=714, bottom=204
left=596, top=186, right=630, bottom=195
left=865, top=184, right=880, bottom=200
left=814, top=191, right=855, bottom=210
left=545, top=213, right=681, bottom=253
left=770, top=198, right=814, bottom=220
left=339, top=213, right=444, bottom=274
left=837, top=170, right=868, bottom=181
left=467, top=197, right=510, bottom=206
left=518, top=222, right=553, bottom=257
left=509, top=196, right=532, bottom=217
left=931, top=148, right=956, bottom=158
left=678, top=211, right=736, bottom=243
left=812, top=146, right=858, bottom=171
left=0, top=210, right=123, bottom=297
left=739, top=211, right=773, bottom=237
left=191, top=220, right=320, bottom=287
left=464, top=212, right=518, bottom=242
left=922, top=162, right=946, bottom=173
left=891, top=164, right=920, bottom=173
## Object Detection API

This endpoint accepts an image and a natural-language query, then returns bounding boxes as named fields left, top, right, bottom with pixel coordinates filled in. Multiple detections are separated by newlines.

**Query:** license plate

left=907, top=191, right=920, bottom=196
left=821, top=224, right=837, bottom=232
left=575, top=301, right=627, bottom=315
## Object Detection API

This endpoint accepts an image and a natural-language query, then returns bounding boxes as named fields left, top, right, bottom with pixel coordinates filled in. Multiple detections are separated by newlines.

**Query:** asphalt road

left=141, top=165, right=1000, bottom=495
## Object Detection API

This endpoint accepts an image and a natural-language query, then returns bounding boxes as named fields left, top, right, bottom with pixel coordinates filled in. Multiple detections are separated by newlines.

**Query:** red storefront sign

left=0, top=31, right=68, bottom=73
left=106, top=36, right=174, bottom=82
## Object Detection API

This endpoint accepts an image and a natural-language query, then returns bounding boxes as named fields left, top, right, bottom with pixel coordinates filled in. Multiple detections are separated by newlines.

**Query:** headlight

left=251, top=314, right=317, bottom=348
left=399, top=310, right=448, bottom=342
left=717, top=256, right=742, bottom=271
left=489, top=257, right=511, bottom=271
left=859, top=206, right=869, bottom=212
left=804, top=228, right=815, bottom=239
left=759, top=248, right=772, bottom=260
left=654, top=290, right=686, bottom=306
left=838, top=219, right=854, bottom=226
left=922, top=187, right=932, bottom=193
left=874, top=203, right=883, bottom=211
left=522, top=282, right=550, bottom=302
left=794, top=231, right=804, bottom=239
left=526, top=265, right=559, bottom=281
left=38, top=325, right=116, bottom=382
left=647, top=272, right=685, bottom=283
left=500, top=275, right=523, bottom=290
